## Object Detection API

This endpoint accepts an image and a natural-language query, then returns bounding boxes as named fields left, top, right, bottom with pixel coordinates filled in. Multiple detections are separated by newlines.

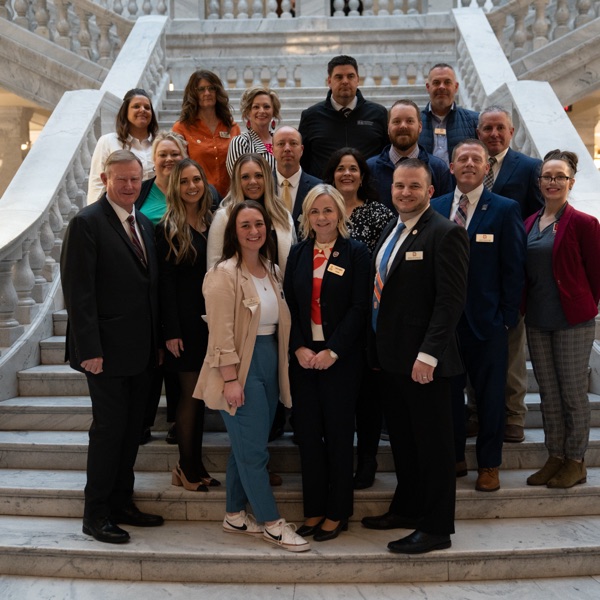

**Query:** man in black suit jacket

left=362, top=158, right=469, bottom=554
left=61, top=150, right=164, bottom=544
left=473, top=106, right=543, bottom=443
left=273, top=126, right=321, bottom=236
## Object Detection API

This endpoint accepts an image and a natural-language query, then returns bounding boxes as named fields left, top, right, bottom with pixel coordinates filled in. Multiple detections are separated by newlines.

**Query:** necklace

left=314, top=239, right=336, bottom=253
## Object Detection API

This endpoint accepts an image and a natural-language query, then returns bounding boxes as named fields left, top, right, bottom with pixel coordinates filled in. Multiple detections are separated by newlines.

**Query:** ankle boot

left=526, top=456, right=564, bottom=486
left=547, top=458, right=587, bottom=489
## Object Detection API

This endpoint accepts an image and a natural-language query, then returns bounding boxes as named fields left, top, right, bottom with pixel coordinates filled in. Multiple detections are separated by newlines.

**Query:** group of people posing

left=61, top=55, right=600, bottom=556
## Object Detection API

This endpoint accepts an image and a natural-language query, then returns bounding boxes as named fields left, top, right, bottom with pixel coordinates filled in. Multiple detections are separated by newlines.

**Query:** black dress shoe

left=112, top=503, right=164, bottom=527
left=165, top=424, right=177, bottom=445
left=354, top=459, right=377, bottom=490
left=297, top=518, right=325, bottom=537
left=387, top=530, right=451, bottom=554
left=313, top=520, right=348, bottom=542
left=361, top=512, right=417, bottom=530
left=83, top=517, right=130, bottom=544
left=139, top=427, right=152, bottom=445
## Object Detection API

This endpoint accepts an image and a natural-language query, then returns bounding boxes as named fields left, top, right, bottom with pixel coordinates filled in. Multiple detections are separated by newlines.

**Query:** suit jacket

left=431, top=189, right=526, bottom=341
left=367, top=208, right=469, bottom=377
left=194, top=258, right=291, bottom=415
left=492, top=148, right=543, bottom=220
left=60, top=195, right=160, bottom=376
left=284, top=236, right=371, bottom=360
left=524, top=203, right=600, bottom=325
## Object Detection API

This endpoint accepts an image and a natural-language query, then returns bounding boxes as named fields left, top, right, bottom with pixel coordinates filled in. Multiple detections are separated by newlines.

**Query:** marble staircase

left=0, top=311, right=600, bottom=586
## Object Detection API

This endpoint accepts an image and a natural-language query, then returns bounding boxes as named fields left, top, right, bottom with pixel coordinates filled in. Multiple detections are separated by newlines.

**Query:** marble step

left=2, top=576, right=600, bottom=600
left=0, top=514, right=599, bottom=583
left=1, top=430, right=600, bottom=472
left=0, top=468, right=599, bottom=522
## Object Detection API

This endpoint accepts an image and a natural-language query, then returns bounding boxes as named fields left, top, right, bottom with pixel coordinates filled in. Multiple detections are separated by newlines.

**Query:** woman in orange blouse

left=173, top=71, right=240, bottom=198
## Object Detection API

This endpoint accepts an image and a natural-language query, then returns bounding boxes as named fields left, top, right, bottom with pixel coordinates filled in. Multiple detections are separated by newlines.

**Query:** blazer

left=284, top=236, right=371, bottom=360
left=431, top=189, right=526, bottom=341
left=524, top=203, right=600, bottom=325
left=492, top=148, right=543, bottom=220
left=193, top=258, right=291, bottom=415
left=60, top=195, right=160, bottom=376
left=367, top=208, right=469, bottom=377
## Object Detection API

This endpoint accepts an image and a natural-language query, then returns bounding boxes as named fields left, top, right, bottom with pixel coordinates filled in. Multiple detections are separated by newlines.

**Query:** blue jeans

left=221, top=335, right=280, bottom=522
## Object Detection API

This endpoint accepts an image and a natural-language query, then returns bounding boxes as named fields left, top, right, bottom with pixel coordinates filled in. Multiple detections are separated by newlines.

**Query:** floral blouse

left=348, top=199, right=395, bottom=253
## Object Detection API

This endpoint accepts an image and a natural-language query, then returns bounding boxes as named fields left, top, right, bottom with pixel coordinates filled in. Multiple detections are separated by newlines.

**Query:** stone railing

left=0, top=0, right=134, bottom=66
left=0, top=16, right=168, bottom=400
left=485, top=0, right=600, bottom=60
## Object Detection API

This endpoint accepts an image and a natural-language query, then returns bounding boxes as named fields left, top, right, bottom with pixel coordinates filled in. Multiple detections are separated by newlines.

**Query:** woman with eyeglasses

left=524, top=149, right=600, bottom=489
left=173, top=71, right=240, bottom=198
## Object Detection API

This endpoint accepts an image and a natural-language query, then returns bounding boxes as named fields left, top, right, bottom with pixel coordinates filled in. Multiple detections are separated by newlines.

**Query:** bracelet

left=224, top=378, right=238, bottom=383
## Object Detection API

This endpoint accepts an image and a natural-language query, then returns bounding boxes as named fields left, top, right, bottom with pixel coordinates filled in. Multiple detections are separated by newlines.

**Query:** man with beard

left=368, top=99, right=452, bottom=210
left=419, top=64, right=479, bottom=166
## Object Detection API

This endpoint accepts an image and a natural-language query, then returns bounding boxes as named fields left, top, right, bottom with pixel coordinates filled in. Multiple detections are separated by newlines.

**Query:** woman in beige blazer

left=194, top=200, right=309, bottom=553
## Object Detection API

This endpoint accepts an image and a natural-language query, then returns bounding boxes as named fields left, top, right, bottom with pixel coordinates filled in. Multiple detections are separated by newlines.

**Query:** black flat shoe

left=387, top=530, right=451, bottom=554
left=296, top=518, right=325, bottom=537
left=112, top=503, right=164, bottom=527
left=313, top=520, right=348, bottom=542
left=83, top=517, right=130, bottom=544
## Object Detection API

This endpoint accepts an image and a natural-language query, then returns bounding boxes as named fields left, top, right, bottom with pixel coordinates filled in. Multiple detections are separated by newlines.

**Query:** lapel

left=492, top=148, right=518, bottom=192
left=435, top=195, right=453, bottom=219
left=552, top=202, right=573, bottom=258
left=239, top=263, right=261, bottom=318
left=466, top=189, right=493, bottom=239
left=386, top=208, right=432, bottom=280
left=320, top=236, right=347, bottom=297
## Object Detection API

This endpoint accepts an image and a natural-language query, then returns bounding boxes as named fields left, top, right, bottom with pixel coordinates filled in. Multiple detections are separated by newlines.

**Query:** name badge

left=243, top=297, right=260, bottom=307
left=476, top=234, right=494, bottom=243
left=406, top=251, right=424, bottom=261
left=434, top=128, right=446, bottom=135
left=327, top=264, right=345, bottom=276
left=219, top=132, right=231, bottom=138
left=357, top=120, right=374, bottom=126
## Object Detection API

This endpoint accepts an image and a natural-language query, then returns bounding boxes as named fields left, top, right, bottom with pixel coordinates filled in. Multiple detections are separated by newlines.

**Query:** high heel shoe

left=199, top=476, right=221, bottom=487
left=171, top=463, right=209, bottom=492
left=313, top=520, right=348, bottom=542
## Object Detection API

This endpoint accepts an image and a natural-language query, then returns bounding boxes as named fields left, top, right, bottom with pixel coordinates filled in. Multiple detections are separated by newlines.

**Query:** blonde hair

left=240, top=86, right=281, bottom=124
left=299, top=184, right=350, bottom=240
left=152, top=130, right=188, bottom=161
left=224, top=153, right=291, bottom=232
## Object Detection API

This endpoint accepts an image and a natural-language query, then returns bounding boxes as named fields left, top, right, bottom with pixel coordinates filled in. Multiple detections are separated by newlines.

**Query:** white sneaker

left=223, top=511, right=264, bottom=536
left=263, top=518, right=311, bottom=552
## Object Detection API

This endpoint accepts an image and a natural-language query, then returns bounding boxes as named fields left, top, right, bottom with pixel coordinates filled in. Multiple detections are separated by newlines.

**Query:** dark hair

left=393, top=157, right=433, bottom=186
left=542, top=149, right=578, bottom=176
left=327, top=55, right=358, bottom=76
left=389, top=99, right=422, bottom=124
left=221, top=200, right=277, bottom=276
left=322, top=147, right=378, bottom=202
left=179, top=70, right=236, bottom=130
left=451, top=138, right=489, bottom=162
left=116, top=88, right=158, bottom=145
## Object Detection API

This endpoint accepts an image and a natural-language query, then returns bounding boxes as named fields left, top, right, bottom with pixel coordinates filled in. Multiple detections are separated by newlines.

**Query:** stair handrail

left=0, top=16, right=168, bottom=400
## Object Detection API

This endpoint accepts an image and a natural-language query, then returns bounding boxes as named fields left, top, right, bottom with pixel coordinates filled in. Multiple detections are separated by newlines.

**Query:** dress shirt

left=330, top=96, right=358, bottom=112
left=489, top=147, right=509, bottom=179
left=276, top=168, right=303, bottom=211
left=449, top=184, right=484, bottom=228
left=106, top=197, right=147, bottom=261
left=430, top=104, right=454, bottom=165
left=389, top=143, right=420, bottom=165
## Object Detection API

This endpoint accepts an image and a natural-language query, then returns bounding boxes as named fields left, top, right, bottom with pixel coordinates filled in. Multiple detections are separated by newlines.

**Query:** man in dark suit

left=61, top=150, right=164, bottom=544
left=468, top=106, right=544, bottom=443
left=272, top=126, right=321, bottom=236
left=431, top=139, right=526, bottom=493
left=362, top=158, right=469, bottom=554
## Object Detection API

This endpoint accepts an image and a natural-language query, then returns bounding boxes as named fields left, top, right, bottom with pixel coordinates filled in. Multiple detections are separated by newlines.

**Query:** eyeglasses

left=197, top=86, right=217, bottom=94
left=538, top=175, right=571, bottom=184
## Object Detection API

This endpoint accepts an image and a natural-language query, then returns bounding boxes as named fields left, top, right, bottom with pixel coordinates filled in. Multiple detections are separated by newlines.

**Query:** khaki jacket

left=194, top=257, right=291, bottom=415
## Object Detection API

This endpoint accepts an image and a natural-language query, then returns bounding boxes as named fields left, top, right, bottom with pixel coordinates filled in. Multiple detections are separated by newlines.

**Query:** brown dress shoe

left=476, top=467, right=500, bottom=492
left=269, top=470, right=283, bottom=486
left=465, top=420, right=479, bottom=438
left=527, top=456, right=564, bottom=486
left=547, top=458, right=587, bottom=489
left=504, top=424, right=525, bottom=443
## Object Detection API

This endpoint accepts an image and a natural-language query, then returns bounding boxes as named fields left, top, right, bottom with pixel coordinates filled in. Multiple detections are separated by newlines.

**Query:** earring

left=271, top=119, right=276, bottom=129
left=246, top=120, right=251, bottom=129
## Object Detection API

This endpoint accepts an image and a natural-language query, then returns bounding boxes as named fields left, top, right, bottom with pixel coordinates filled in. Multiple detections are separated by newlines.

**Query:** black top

left=348, top=199, right=395, bottom=253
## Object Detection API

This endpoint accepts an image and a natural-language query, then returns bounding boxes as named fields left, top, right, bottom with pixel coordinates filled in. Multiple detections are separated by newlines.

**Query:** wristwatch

left=328, top=349, right=339, bottom=361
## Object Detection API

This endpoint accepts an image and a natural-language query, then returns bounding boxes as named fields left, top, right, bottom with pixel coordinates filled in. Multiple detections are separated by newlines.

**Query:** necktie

left=340, top=107, right=351, bottom=118
left=483, top=156, right=497, bottom=191
left=453, top=194, right=469, bottom=229
left=126, top=215, right=147, bottom=268
left=372, top=222, right=405, bottom=331
left=281, top=179, right=292, bottom=212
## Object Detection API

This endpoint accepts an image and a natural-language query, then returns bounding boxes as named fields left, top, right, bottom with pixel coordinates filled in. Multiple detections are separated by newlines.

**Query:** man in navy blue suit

left=466, top=106, right=544, bottom=444
left=431, top=139, right=526, bottom=492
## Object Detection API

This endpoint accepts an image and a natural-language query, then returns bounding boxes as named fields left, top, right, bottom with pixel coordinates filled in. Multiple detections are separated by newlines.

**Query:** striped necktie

left=453, top=194, right=469, bottom=229
left=126, top=215, right=147, bottom=268
left=483, top=156, right=497, bottom=191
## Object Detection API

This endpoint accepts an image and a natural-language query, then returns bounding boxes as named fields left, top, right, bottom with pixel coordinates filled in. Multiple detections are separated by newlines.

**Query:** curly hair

left=115, top=88, right=158, bottom=146
left=239, top=86, right=281, bottom=124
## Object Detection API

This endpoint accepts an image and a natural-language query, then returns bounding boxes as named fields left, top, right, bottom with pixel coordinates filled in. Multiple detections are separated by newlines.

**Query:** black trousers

left=84, top=367, right=152, bottom=520
left=382, top=370, right=456, bottom=535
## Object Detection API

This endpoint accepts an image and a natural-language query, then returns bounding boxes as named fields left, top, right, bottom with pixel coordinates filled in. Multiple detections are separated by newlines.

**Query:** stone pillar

left=0, top=106, right=33, bottom=197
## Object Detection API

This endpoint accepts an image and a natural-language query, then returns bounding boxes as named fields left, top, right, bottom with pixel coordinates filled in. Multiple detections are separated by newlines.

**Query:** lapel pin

left=333, top=251, right=339, bottom=257
left=412, top=229, right=417, bottom=235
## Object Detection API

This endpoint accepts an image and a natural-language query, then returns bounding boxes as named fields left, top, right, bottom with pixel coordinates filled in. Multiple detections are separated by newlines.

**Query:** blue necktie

left=372, top=222, right=405, bottom=331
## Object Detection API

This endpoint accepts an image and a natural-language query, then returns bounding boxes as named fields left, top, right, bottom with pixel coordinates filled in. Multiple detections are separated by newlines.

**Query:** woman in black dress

left=156, top=158, right=218, bottom=490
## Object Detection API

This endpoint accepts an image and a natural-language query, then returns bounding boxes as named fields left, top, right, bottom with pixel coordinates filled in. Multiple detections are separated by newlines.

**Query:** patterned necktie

left=483, top=156, right=497, bottom=191
left=453, top=194, right=469, bottom=229
left=340, top=107, right=351, bottom=118
left=281, top=179, right=292, bottom=212
left=372, top=222, right=406, bottom=331
left=126, top=215, right=147, bottom=268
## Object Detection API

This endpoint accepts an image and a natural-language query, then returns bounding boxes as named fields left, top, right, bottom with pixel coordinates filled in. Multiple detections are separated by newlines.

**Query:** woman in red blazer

left=523, top=150, right=600, bottom=489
